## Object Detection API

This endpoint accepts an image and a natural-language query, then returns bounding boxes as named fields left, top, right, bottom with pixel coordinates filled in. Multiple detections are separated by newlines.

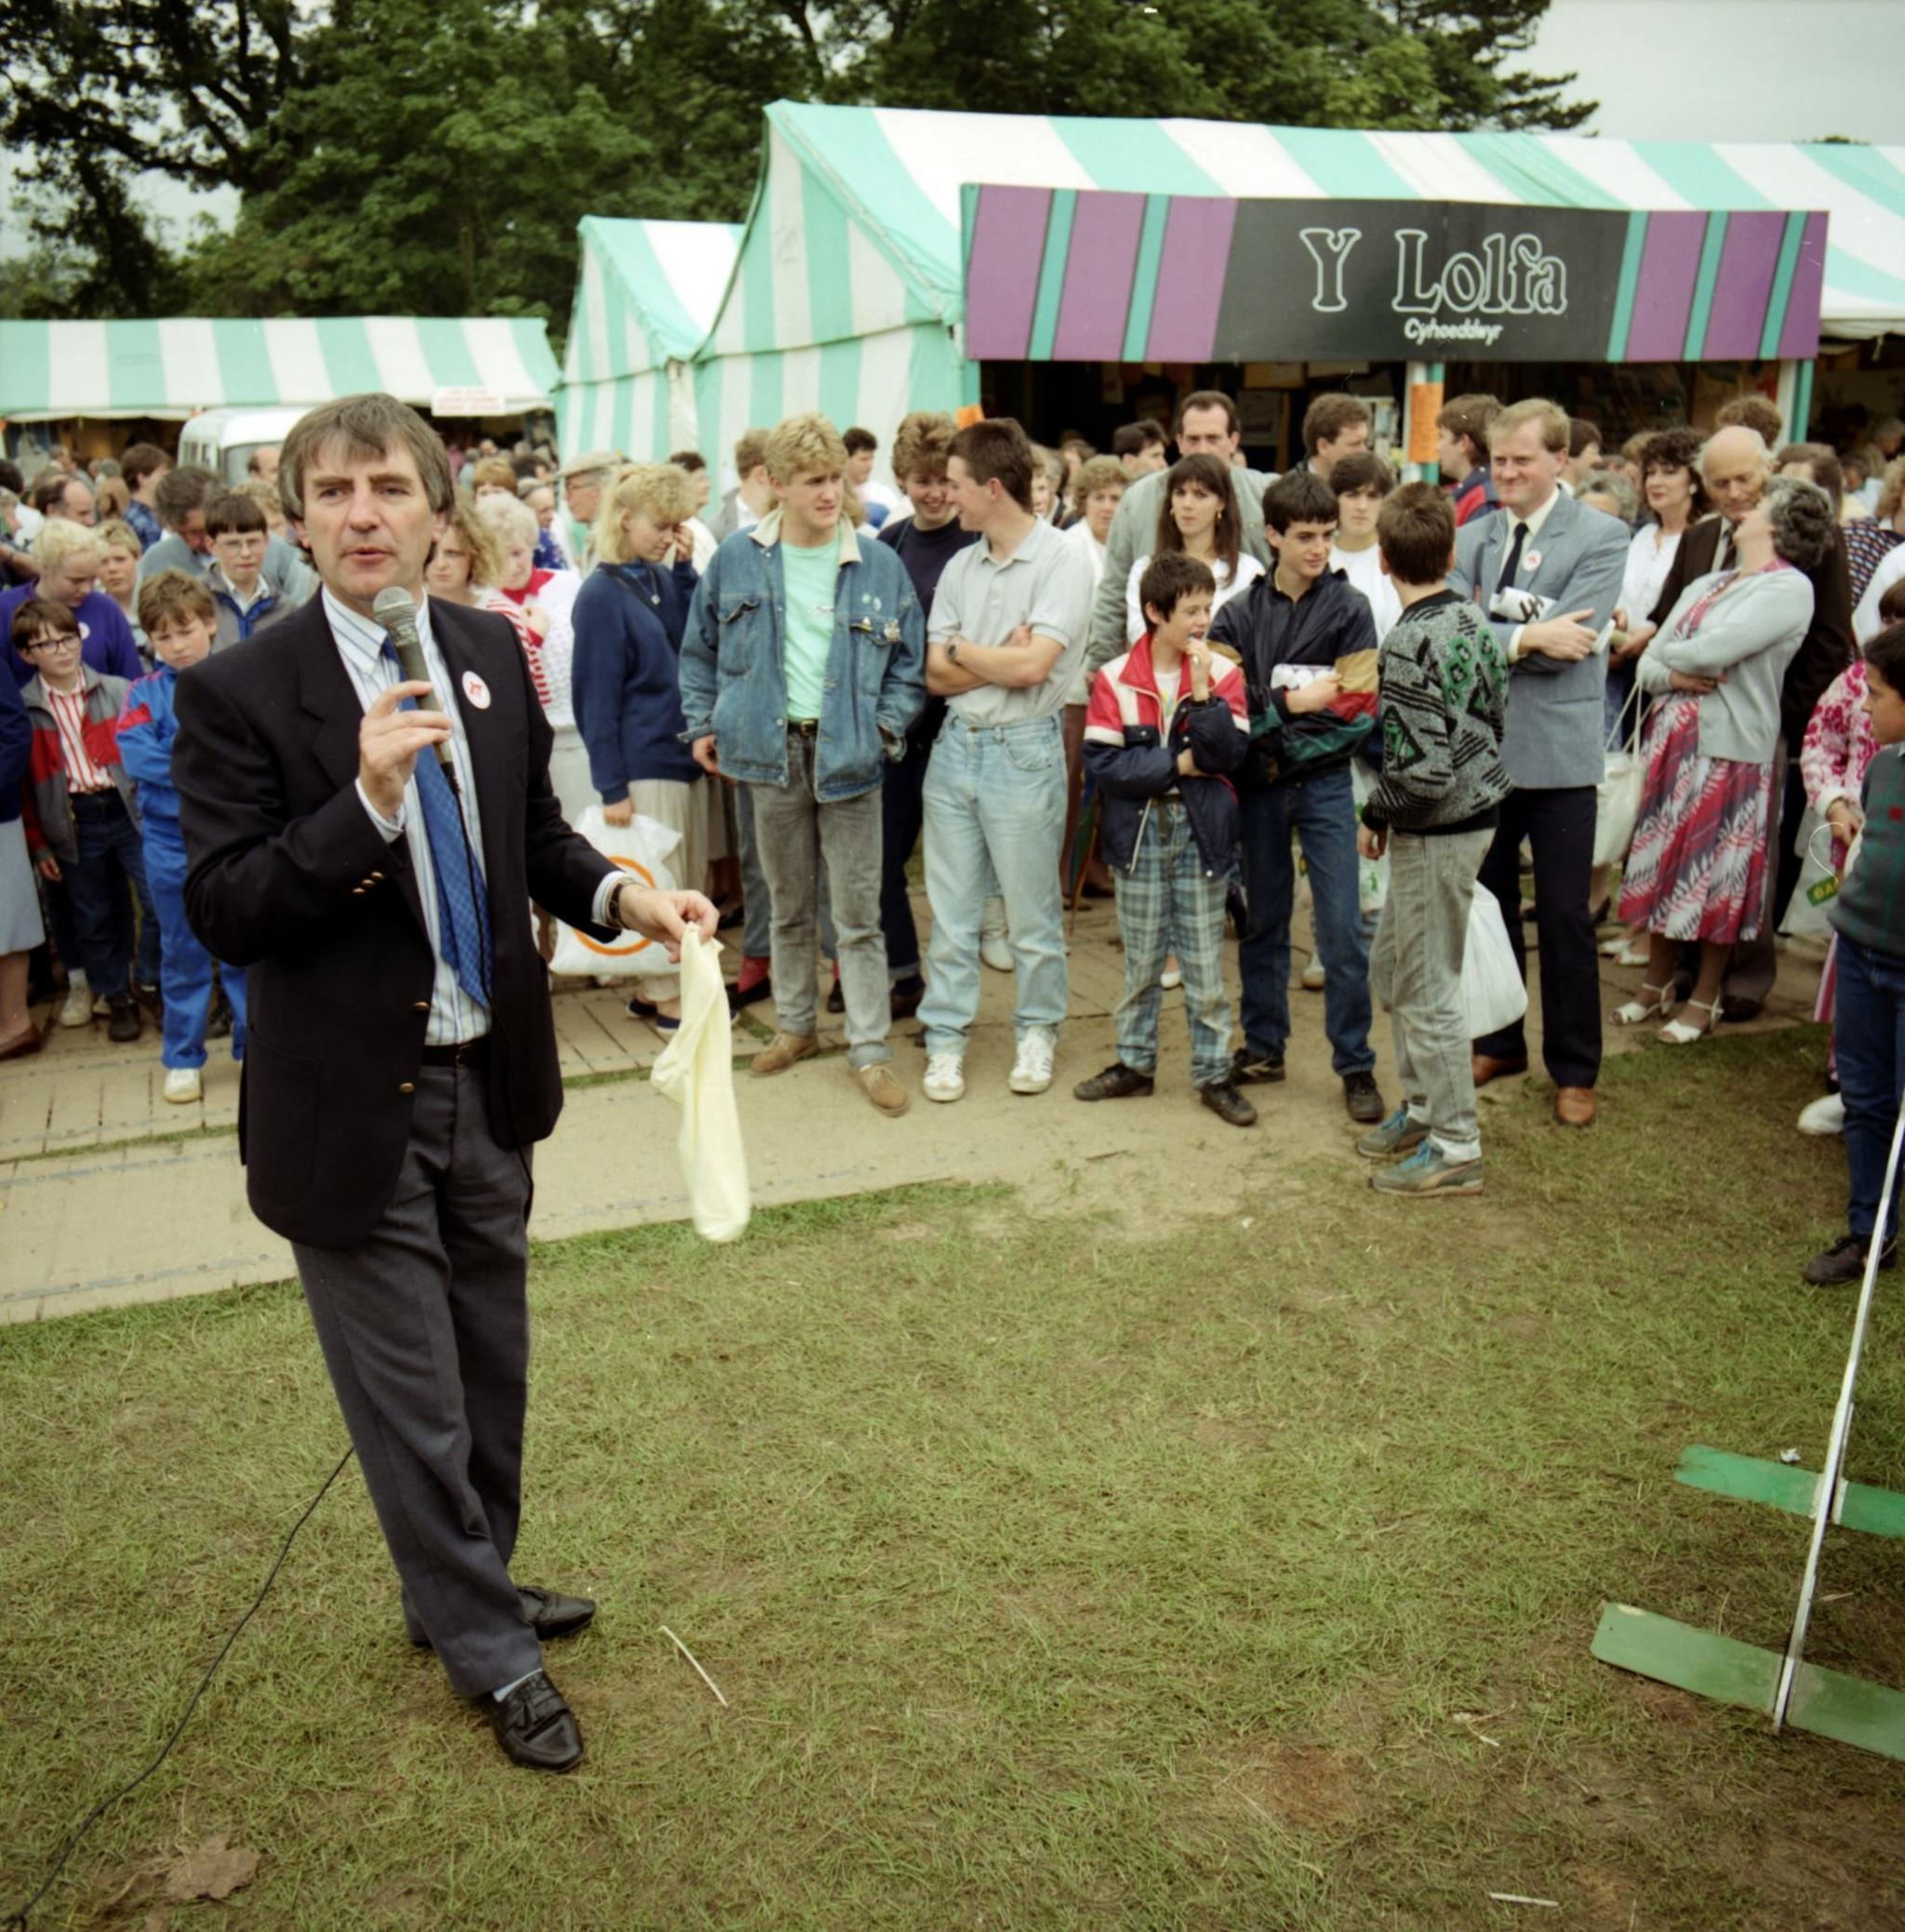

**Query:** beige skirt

left=630, top=779, right=711, bottom=899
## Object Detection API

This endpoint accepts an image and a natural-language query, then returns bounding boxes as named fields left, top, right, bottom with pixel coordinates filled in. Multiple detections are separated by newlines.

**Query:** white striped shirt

left=47, top=684, right=113, bottom=793
left=328, top=590, right=623, bottom=1047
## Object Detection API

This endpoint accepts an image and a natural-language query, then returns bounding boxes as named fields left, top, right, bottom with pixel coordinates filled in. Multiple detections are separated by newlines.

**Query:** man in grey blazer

left=1087, top=391, right=1274, bottom=673
left=1450, top=399, right=1629, bottom=1127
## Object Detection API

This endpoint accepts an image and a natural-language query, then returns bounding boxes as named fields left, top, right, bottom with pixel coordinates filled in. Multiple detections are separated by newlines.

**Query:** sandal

left=1611, top=981, right=1675, bottom=1026
left=1659, top=996, right=1722, bottom=1046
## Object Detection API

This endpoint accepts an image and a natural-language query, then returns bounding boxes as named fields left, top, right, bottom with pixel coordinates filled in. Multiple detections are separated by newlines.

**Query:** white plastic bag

left=1783, top=819, right=1858, bottom=941
left=547, top=806, right=682, bottom=979
left=1461, top=886, right=1528, bottom=1039
left=1593, top=686, right=1646, bottom=867
left=1350, top=762, right=1389, bottom=918
left=650, top=931, right=751, bottom=1243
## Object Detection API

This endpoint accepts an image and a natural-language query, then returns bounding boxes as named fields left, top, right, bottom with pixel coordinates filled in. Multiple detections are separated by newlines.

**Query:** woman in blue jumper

left=570, top=462, right=708, bottom=1022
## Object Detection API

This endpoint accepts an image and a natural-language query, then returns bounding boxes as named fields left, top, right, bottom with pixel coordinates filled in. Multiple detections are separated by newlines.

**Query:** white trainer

left=923, top=1053, right=966, bottom=1103
left=1797, top=1091, right=1845, bottom=1137
left=1300, top=957, right=1326, bottom=991
left=60, top=978, right=92, bottom=1028
left=979, top=896, right=1012, bottom=973
left=162, top=1067, right=203, bottom=1104
left=1008, top=1027, right=1056, bottom=1095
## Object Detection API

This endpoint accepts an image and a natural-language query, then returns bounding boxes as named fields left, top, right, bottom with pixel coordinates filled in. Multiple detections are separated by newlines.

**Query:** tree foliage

left=0, top=0, right=1592, bottom=324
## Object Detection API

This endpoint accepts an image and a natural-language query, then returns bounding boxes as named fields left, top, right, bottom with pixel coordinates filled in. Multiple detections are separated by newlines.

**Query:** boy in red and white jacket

left=1079, top=553, right=1254, bottom=1125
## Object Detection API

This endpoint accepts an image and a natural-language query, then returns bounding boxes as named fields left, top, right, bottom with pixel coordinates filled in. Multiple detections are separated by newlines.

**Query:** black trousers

left=879, top=705, right=942, bottom=980
left=1474, top=785, right=1602, bottom=1089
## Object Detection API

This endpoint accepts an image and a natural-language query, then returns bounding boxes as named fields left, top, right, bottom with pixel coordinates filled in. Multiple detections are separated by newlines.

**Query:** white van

left=176, top=407, right=308, bottom=486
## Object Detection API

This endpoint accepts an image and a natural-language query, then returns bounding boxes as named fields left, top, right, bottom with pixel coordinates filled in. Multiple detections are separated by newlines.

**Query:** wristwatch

left=607, top=879, right=632, bottom=928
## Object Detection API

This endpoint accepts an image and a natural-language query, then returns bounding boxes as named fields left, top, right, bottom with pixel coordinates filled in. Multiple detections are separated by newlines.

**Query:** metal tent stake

left=1591, top=1099, right=1905, bottom=1762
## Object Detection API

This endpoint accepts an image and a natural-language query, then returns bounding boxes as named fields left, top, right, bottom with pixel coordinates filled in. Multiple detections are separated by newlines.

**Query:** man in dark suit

left=172, top=393, right=715, bottom=1773
left=1450, top=398, right=1629, bottom=1129
left=1640, top=424, right=1854, bottom=1016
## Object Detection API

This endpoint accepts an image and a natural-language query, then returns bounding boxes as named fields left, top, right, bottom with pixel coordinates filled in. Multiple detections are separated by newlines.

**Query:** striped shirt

left=47, top=685, right=113, bottom=793
left=327, top=590, right=623, bottom=1047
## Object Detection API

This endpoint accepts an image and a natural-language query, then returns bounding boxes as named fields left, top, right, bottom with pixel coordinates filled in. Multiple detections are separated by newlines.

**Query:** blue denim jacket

left=678, top=510, right=926, bottom=802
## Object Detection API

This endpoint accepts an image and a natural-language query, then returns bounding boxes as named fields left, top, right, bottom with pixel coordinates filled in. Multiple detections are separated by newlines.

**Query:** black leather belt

left=420, top=1037, right=490, bottom=1068
left=787, top=718, right=819, bottom=737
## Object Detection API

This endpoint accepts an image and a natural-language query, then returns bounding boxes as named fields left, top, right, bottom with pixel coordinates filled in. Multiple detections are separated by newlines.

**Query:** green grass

left=4, top=1028, right=1904, bottom=1929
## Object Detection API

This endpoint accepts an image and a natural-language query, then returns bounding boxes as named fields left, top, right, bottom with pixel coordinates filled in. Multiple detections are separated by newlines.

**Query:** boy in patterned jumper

left=1355, top=484, right=1512, bottom=1196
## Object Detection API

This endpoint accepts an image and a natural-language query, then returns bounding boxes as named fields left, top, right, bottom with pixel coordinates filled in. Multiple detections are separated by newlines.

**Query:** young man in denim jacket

left=679, top=413, right=926, bottom=1115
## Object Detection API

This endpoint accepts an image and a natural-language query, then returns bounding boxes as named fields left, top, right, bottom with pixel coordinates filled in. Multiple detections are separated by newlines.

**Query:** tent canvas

left=556, top=218, right=741, bottom=463
left=0, top=315, right=559, bottom=422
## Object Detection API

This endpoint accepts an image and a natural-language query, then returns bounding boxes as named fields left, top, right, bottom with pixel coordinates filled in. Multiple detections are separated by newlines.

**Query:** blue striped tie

left=382, top=639, right=492, bottom=1009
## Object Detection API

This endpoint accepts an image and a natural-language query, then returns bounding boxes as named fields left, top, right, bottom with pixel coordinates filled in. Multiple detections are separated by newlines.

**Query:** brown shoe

left=855, top=1063, right=910, bottom=1116
left=751, top=1031, right=819, bottom=1077
left=0, top=1025, right=42, bottom=1061
left=1471, top=1053, right=1528, bottom=1089
left=1553, top=1086, right=1597, bottom=1127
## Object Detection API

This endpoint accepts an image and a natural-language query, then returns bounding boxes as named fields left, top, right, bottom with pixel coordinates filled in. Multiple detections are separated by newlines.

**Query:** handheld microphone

left=372, top=586, right=457, bottom=778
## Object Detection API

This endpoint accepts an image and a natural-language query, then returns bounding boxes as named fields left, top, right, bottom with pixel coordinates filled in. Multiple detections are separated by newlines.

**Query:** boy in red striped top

left=15, top=597, right=147, bottom=1042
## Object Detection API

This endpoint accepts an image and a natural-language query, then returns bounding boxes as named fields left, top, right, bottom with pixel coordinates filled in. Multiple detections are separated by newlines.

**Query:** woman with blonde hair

left=93, top=518, right=151, bottom=666
left=570, top=464, right=709, bottom=1024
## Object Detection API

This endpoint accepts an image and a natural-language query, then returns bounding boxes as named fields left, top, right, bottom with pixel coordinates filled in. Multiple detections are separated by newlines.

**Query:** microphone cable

left=2, top=1446, right=355, bottom=1932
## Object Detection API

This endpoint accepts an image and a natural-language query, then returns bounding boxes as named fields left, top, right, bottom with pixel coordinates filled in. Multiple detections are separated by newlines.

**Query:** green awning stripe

left=107, top=320, right=166, bottom=414
left=317, top=320, right=381, bottom=398
left=1759, top=211, right=1810, bottom=362
left=1272, top=127, right=1415, bottom=200
left=803, top=161, right=856, bottom=350
left=819, top=335, right=861, bottom=433
left=1122, top=195, right=1171, bottom=365
left=1456, top=132, right=1612, bottom=209
left=214, top=321, right=277, bottom=407
left=1027, top=192, right=1073, bottom=361
left=1051, top=118, right=1226, bottom=194
left=1605, top=212, right=1650, bottom=360
left=1683, top=213, right=1730, bottom=361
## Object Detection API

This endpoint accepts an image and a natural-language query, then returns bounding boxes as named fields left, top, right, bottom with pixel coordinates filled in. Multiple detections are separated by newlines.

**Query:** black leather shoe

left=1200, top=1080, right=1259, bottom=1127
left=1802, top=1232, right=1898, bottom=1286
left=106, top=996, right=142, bottom=1044
left=1342, top=1070, right=1385, bottom=1124
left=411, top=1584, right=595, bottom=1649
left=826, top=978, right=846, bottom=1015
left=1721, top=997, right=1764, bottom=1024
left=1073, top=1061, right=1154, bottom=1101
left=481, top=1670, right=584, bottom=1772
left=1231, top=1048, right=1286, bottom=1086
left=889, top=975, right=926, bottom=1020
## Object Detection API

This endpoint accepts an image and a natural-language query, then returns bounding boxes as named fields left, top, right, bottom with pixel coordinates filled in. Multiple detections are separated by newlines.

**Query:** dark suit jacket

left=172, top=593, right=618, bottom=1246
left=1648, top=513, right=1853, bottom=746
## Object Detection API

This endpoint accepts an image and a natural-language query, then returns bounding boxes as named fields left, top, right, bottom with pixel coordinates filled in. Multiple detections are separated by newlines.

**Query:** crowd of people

left=4, top=384, right=1905, bottom=1276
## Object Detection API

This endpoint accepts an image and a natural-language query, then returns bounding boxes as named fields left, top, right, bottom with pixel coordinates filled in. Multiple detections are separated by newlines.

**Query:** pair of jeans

left=1238, top=765, right=1373, bottom=1074
left=1369, top=827, right=1494, bottom=1163
left=144, top=834, right=248, bottom=1069
left=746, top=731, right=891, bottom=1069
left=1474, top=785, right=1600, bottom=1088
left=1832, top=932, right=1905, bottom=1243
left=919, top=712, right=1068, bottom=1055
left=54, top=793, right=150, bottom=1001
left=1112, top=801, right=1233, bottom=1088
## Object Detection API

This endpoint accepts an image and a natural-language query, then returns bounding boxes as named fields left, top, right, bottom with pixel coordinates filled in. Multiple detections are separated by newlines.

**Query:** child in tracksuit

left=15, top=597, right=149, bottom=1044
left=1076, top=553, right=1255, bottom=1125
left=118, top=571, right=247, bottom=1102
left=1355, top=484, right=1511, bottom=1197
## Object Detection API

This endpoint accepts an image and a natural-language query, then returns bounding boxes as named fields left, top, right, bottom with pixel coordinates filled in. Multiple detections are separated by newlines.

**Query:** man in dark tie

left=1636, top=424, right=1854, bottom=1018
left=172, top=393, right=716, bottom=1773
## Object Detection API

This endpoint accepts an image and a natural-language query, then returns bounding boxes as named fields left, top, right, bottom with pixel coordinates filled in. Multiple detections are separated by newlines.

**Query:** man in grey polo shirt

left=919, top=419, right=1097, bottom=1103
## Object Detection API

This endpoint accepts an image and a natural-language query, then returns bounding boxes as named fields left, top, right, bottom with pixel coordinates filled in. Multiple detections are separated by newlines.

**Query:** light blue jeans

left=919, top=712, right=1068, bottom=1055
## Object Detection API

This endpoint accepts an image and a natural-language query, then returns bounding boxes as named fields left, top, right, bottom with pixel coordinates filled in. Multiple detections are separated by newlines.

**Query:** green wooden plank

left=1027, top=192, right=1074, bottom=363
left=1592, top=1603, right=1778, bottom=1713
left=1606, top=211, right=1649, bottom=361
left=1593, top=1604, right=1905, bottom=1761
left=1674, top=1444, right=1905, bottom=1539
left=1682, top=213, right=1729, bottom=363
left=1757, top=212, right=1809, bottom=363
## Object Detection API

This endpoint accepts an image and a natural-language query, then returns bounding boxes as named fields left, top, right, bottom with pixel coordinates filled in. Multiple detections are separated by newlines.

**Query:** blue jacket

left=571, top=560, right=702, bottom=799
left=678, top=511, right=926, bottom=802
left=0, top=660, right=29, bottom=823
left=116, top=661, right=188, bottom=843
left=3, top=585, right=141, bottom=686
left=208, top=567, right=293, bottom=651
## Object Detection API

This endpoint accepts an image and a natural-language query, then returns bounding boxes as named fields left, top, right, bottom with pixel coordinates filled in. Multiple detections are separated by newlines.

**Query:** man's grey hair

left=278, top=393, right=453, bottom=522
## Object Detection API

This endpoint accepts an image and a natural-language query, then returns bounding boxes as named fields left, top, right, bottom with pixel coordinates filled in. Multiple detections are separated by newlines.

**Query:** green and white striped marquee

left=683, top=101, right=1905, bottom=479
left=0, top=315, right=559, bottom=422
left=556, top=218, right=741, bottom=463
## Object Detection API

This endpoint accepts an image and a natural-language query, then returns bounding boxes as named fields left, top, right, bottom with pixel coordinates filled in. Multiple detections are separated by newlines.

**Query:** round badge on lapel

left=1523, top=549, right=1541, bottom=573
left=460, top=670, right=491, bottom=710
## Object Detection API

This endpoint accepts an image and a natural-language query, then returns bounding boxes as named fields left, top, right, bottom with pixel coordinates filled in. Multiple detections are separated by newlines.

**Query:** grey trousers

left=1370, top=826, right=1494, bottom=1163
left=745, top=730, right=891, bottom=1069
left=291, top=1064, right=541, bottom=1699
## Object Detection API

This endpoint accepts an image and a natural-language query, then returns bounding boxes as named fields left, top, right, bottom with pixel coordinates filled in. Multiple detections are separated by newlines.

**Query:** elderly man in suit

left=173, top=393, right=716, bottom=1774
left=1087, top=391, right=1275, bottom=674
left=1636, top=423, right=1854, bottom=1018
left=1451, top=398, right=1629, bottom=1128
